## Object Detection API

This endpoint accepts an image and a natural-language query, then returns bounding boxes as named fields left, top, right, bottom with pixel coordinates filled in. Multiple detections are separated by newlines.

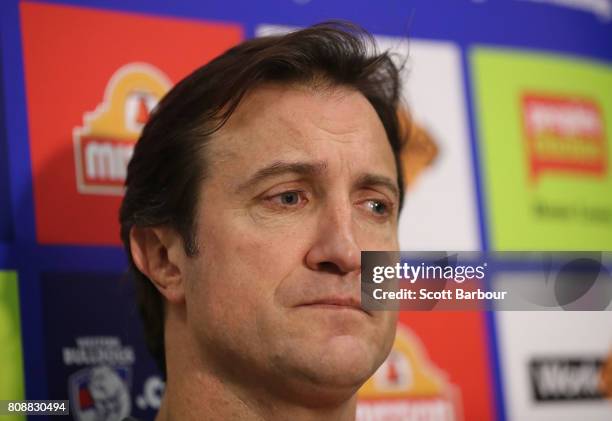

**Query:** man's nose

left=305, top=202, right=361, bottom=275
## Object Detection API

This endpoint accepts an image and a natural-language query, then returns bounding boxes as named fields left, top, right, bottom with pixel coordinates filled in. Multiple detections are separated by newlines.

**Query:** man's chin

left=269, top=343, right=375, bottom=407
left=262, top=308, right=395, bottom=399
left=289, top=333, right=383, bottom=390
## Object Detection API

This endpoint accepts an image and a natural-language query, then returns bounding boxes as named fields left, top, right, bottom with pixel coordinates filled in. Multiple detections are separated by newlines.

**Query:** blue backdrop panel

left=41, top=272, right=161, bottom=421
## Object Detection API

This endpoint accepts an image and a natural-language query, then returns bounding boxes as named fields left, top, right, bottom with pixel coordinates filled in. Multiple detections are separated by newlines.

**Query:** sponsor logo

left=63, top=336, right=136, bottom=421
left=357, top=326, right=462, bottom=421
left=530, top=357, right=606, bottom=401
left=73, top=63, right=171, bottom=195
left=398, top=107, right=439, bottom=190
left=522, top=93, right=607, bottom=183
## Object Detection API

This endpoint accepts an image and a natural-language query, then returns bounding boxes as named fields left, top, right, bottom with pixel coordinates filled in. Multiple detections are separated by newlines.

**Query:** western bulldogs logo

left=69, top=365, right=132, bottom=421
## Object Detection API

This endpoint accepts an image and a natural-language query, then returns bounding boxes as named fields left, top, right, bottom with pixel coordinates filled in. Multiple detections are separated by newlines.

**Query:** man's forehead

left=208, top=82, right=391, bottom=159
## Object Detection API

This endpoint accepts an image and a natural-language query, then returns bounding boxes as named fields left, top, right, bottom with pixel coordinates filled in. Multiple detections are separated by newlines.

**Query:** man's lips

left=297, top=296, right=371, bottom=315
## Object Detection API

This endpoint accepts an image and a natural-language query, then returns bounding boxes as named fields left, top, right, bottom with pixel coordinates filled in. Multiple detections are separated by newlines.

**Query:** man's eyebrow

left=355, top=173, right=400, bottom=200
left=236, top=160, right=328, bottom=192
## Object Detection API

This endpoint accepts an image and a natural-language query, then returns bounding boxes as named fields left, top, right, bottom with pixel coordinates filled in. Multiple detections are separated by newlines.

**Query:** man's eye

left=365, top=200, right=390, bottom=216
left=269, top=191, right=305, bottom=207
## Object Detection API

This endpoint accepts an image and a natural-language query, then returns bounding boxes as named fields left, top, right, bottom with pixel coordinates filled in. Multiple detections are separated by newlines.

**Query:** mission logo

left=73, top=63, right=170, bottom=195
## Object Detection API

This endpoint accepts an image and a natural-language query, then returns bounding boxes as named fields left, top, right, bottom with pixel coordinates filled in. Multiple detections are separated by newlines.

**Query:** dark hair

left=119, top=21, right=407, bottom=376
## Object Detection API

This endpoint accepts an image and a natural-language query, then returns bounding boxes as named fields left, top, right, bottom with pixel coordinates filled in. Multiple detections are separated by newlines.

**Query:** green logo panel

left=0, top=271, right=25, bottom=421
left=471, top=48, right=612, bottom=250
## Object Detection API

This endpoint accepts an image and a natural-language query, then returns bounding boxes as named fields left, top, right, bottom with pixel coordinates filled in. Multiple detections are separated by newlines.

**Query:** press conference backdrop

left=1, top=1, right=611, bottom=420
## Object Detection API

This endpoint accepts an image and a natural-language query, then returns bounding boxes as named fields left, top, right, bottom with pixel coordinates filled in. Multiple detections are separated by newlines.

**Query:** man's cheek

left=197, top=281, right=258, bottom=331
left=234, top=227, right=309, bottom=265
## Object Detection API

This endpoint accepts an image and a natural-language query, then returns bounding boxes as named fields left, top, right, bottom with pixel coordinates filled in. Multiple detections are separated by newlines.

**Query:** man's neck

left=156, top=369, right=359, bottom=421
left=157, top=312, right=359, bottom=421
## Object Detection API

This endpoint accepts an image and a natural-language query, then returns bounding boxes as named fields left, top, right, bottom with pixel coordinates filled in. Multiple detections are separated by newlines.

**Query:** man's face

left=183, top=83, right=399, bottom=400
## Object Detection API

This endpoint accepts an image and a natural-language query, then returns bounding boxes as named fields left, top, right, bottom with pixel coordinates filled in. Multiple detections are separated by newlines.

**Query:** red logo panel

left=21, top=2, right=243, bottom=245
left=392, top=313, right=495, bottom=420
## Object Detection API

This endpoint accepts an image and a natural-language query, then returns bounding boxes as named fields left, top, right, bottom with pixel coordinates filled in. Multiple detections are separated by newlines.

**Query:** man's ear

left=129, top=226, right=186, bottom=303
